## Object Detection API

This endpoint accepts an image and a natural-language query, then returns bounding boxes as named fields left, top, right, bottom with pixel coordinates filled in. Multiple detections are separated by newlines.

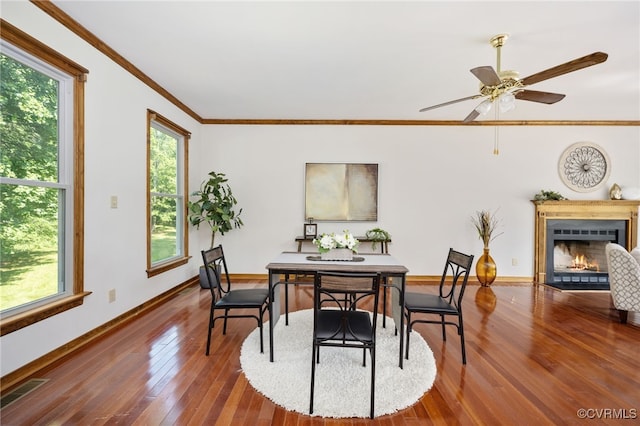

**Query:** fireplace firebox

left=546, top=219, right=626, bottom=288
left=533, top=200, right=640, bottom=290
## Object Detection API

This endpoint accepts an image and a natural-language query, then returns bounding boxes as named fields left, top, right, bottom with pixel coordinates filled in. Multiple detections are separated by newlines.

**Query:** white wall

left=1, top=2, right=639, bottom=377
left=198, top=125, right=640, bottom=276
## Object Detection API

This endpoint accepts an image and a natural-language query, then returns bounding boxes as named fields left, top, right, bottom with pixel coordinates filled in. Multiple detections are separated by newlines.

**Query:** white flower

left=313, top=230, right=359, bottom=253
left=317, top=234, right=335, bottom=250
left=333, top=233, right=347, bottom=248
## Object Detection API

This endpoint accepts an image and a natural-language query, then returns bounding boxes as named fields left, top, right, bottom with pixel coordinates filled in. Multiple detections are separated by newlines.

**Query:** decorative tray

left=306, top=255, right=365, bottom=262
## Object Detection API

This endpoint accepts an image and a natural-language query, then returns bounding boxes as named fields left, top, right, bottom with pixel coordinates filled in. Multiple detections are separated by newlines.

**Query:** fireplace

left=533, top=200, right=640, bottom=289
left=546, top=219, right=626, bottom=288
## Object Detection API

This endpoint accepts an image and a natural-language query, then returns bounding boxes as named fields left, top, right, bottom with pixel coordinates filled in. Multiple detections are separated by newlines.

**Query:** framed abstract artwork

left=305, top=163, right=378, bottom=221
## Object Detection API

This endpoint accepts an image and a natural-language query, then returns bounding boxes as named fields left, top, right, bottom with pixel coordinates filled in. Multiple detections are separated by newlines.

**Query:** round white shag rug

left=240, top=309, right=436, bottom=418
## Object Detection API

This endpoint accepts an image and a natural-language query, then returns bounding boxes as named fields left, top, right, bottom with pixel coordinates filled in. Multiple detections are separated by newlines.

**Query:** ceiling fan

left=419, top=34, right=608, bottom=122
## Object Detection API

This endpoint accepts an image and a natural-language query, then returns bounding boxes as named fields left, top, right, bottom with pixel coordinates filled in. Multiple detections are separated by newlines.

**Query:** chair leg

left=370, top=346, right=376, bottom=419
left=618, top=309, right=628, bottom=324
left=440, top=314, right=447, bottom=341
left=310, top=342, right=317, bottom=415
left=206, top=327, right=212, bottom=356
left=205, top=309, right=214, bottom=356
left=223, top=309, right=229, bottom=335
left=405, top=313, right=411, bottom=360
left=459, top=318, right=467, bottom=365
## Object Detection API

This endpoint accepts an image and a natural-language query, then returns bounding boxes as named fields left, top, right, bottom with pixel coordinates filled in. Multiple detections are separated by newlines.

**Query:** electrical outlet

left=110, top=195, right=118, bottom=209
left=108, top=289, right=116, bottom=303
left=512, top=258, right=518, bottom=266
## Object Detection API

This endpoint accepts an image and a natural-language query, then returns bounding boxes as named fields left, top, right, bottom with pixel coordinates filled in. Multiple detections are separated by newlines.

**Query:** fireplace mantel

left=533, top=200, right=640, bottom=284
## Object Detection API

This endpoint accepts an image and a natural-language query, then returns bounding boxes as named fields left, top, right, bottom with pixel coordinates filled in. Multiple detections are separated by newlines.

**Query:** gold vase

left=476, top=247, right=497, bottom=286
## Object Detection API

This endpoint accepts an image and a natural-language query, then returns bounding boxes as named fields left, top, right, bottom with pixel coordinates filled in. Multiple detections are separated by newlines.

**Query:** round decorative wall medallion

left=558, top=142, right=610, bottom=192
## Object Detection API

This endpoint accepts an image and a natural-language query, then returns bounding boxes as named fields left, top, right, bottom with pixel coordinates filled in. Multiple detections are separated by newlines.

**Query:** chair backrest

left=438, top=248, right=474, bottom=309
left=201, top=245, right=232, bottom=299
left=605, top=243, right=640, bottom=309
left=314, top=271, right=381, bottom=337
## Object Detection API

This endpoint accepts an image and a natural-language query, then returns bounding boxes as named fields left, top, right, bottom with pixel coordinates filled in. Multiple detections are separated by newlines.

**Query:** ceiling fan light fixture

left=498, top=92, right=516, bottom=112
left=475, top=99, right=493, bottom=115
left=418, top=33, right=607, bottom=123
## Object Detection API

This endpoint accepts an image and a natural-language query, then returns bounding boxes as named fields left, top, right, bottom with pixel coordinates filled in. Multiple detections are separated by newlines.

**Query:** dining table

left=265, top=251, right=410, bottom=368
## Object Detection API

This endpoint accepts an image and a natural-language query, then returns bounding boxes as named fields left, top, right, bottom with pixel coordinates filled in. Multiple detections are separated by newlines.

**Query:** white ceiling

left=49, top=1, right=640, bottom=121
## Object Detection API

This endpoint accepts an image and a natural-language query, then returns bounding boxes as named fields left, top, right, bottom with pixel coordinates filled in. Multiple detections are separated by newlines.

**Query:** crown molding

left=30, top=1, right=640, bottom=128
left=201, top=119, right=640, bottom=126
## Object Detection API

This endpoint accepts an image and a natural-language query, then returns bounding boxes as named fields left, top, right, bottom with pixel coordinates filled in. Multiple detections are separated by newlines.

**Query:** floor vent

left=1, top=379, right=48, bottom=409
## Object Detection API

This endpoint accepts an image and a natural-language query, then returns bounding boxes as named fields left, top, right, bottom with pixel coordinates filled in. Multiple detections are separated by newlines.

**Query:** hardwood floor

left=2, top=281, right=639, bottom=425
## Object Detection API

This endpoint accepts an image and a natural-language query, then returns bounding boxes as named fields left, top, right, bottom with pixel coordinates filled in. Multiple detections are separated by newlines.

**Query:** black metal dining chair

left=404, top=248, right=474, bottom=364
left=201, top=245, right=270, bottom=355
left=310, top=271, right=381, bottom=419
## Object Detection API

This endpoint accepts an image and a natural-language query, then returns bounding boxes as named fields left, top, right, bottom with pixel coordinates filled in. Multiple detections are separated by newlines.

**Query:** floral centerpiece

left=313, top=230, right=359, bottom=260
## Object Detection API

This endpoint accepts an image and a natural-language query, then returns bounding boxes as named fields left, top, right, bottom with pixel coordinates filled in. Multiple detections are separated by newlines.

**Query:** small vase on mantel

left=476, top=247, right=497, bottom=286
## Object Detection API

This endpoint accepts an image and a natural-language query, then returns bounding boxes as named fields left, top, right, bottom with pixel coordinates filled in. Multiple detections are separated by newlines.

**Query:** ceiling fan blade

left=463, top=109, right=480, bottom=123
left=520, top=52, right=608, bottom=86
left=419, top=95, right=480, bottom=112
left=515, top=90, right=566, bottom=104
left=470, top=66, right=501, bottom=86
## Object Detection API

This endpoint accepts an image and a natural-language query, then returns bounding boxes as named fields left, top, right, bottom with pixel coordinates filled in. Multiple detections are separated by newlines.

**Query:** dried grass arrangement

left=472, top=210, right=503, bottom=249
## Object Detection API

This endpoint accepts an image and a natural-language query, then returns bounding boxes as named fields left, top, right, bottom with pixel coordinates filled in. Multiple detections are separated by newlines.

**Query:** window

left=0, top=20, right=88, bottom=335
left=146, top=110, right=189, bottom=277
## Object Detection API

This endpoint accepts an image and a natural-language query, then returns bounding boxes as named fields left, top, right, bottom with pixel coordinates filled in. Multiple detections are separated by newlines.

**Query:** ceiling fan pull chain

left=493, top=109, right=500, bottom=155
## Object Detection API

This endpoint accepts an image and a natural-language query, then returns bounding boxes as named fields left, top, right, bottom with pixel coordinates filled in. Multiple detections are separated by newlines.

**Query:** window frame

left=146, top=109, right=190, bottom=277
left=0, top=19, right=89, bottom=336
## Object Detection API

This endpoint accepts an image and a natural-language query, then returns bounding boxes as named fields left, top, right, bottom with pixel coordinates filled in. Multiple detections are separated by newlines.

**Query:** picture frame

left=304, top=223, right=318, bottom=239
left=305, top=163, right=378, bottom=221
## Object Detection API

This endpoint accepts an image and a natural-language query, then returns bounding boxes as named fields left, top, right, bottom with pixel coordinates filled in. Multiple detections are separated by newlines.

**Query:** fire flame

left=570, top=254, right=599, bottom=271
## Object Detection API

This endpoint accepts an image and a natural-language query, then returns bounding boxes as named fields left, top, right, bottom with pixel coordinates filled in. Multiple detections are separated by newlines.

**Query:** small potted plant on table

left=365, top=227, right=391, bottom=252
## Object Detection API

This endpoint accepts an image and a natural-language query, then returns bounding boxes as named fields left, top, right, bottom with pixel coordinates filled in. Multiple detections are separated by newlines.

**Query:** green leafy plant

left=365, top=227, right=391, bottom=250
left=534, top=189, right=567, bottom=202
left=471, top=210, right=503, bottom=249
left=188, top=171, right=243, bottom=248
